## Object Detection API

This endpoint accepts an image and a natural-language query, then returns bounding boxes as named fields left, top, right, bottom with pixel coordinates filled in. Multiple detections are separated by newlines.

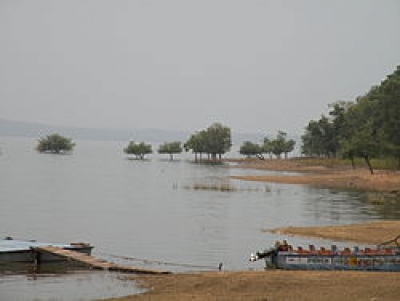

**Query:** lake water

left=1, top=137, right=399, bottom=300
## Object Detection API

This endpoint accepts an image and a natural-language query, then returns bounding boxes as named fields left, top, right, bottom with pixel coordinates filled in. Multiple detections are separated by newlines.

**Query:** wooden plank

left=33, top=246, right=170, bottom=274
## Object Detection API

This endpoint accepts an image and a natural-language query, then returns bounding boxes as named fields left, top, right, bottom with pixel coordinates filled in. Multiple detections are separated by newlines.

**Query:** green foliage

left=185, top=123, right=232, bottom=161
left=239, top=141, right=262, bottom=158
left=262, top=131, right=296, bottom=159
left=124, top=141, right=152, bottom=159
left=301, top=66, right=400, bottom=170
left=158, top=141, right=183, bottom=160
left=301, top=115, right=337, bottom=157
left=36, top=133, right=75, bottom=154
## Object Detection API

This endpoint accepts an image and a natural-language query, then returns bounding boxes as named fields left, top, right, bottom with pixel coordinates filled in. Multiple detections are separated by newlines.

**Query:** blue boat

left=250, top=236, right=400, bottom=271
left=0, top=237, right=93, bottom=263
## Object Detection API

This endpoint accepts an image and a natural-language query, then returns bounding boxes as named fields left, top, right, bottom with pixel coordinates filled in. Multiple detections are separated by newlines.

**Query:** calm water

left=1, top=137, right=399, bottom=300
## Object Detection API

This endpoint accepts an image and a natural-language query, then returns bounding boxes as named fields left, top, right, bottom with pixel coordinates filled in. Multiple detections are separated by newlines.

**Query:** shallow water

left=0, top=270, right=142, bottom=301
left=1, top=137, right=399, bottom=300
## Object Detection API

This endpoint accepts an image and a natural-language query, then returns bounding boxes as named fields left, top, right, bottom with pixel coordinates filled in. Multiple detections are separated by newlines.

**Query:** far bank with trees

left=301, top=66, right=400, bottom=173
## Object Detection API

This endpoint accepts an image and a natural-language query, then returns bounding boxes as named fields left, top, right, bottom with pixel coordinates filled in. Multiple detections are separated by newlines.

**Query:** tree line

left=301, top=66, right=400, bottom=173
left=239, top=131, right=296, bottom=159
left=36, top=123, right=296, bottom=161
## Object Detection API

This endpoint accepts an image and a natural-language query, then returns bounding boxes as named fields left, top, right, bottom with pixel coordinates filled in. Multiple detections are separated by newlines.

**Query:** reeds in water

left=188, top=182, right=237, bottom=192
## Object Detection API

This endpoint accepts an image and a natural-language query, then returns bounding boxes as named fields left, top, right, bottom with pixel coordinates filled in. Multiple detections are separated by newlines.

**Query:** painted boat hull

left=251, top=242, right=400, bottom=272
left=274, top=252, right=400, bottom=271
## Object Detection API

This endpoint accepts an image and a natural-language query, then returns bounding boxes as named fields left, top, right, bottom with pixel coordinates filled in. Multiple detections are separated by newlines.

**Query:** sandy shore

left=230, top=159, right=400, bottom=193
left=109, top=269, right=400, bottom=301
left=270, top=220, right=400, bottom=245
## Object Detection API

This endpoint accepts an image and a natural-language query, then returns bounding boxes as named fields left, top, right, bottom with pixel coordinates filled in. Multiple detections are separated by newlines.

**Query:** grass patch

left=185, top=182, right=237, bottom=192
left=183, top=181, right=271, bottom=193
left=293, top=157, right=398, bottom=170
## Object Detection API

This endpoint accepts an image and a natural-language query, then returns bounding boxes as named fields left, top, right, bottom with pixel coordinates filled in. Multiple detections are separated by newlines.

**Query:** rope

left=378, top=234, right=400, bottom=247
left=97, top=252, right=221, bottom=270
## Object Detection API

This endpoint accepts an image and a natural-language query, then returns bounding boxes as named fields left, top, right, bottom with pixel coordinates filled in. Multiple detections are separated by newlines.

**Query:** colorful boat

left=250, top=236, right=400, bottom=271
left=0, top=237, right=93, bottom=263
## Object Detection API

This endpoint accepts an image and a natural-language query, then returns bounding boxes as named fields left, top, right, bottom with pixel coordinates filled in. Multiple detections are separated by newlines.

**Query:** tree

left=374, top=66, right=400, bottom=168
left=203, top=123, right=232, bottom=160
left=268, top=131, right=295, bottom=159
left=329, top=101, right=353, bottom=156
left=158, top=141, right=183, bottom=160
left=283, top=138, right=296, bottom=159
left=340, top=95, right=382, bottom=174
left=185, top=123, right=232, bottom=161
left=124, top=141, right=152, bottom=160
left=184, top=131, right=206, bottom=162
left=302, top=65, right=400, bottom=170
left=36, top=133, right=75, bottom=154
left=239, top=141, right=262, bottom=158
left=301, top=116, right=335, bottom=157
left=261, top=137, right=273, bottom=159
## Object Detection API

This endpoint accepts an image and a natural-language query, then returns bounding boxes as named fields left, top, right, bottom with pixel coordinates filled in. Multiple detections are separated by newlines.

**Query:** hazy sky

left=1, top=0, right=399, bottom=134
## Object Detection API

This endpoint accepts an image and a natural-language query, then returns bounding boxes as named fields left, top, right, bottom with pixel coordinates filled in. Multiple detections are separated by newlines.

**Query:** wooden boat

left=0, top=237, right=93, bottom=263
left=250, top=236, right=400, bottom=271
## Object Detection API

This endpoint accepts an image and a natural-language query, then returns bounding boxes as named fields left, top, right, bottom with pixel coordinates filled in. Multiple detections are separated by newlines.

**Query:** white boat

left=0, top=237, right=93, bottom=263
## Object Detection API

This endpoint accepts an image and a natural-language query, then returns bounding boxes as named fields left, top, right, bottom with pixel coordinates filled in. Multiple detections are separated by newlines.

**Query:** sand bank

left=230, top=159, right=400, bottom=193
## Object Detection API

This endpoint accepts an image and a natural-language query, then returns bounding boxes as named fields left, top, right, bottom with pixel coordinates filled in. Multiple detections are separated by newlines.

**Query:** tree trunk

left=363, top=155, right=374, bottom=174
left=350, top=155, right=356, bottom=170
left=397, top=155, right=400, bottom=170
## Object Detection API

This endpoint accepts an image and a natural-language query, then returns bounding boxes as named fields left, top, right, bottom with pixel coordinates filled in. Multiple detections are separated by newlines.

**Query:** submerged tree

left=203, top=123, right=232, bottom=160
left=185, top=123, right=232, bottom=161
left=184, top=131, right=207, bottom=162
left=124, top=141, right=152, bottom=160
left=36, top=133, right=75, bottom=154
left=158, top=141, right=183, bottom=160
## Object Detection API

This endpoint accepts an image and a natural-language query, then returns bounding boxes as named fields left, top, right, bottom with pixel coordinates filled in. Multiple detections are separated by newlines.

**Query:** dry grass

left=185, top=182, right=237, bottom=192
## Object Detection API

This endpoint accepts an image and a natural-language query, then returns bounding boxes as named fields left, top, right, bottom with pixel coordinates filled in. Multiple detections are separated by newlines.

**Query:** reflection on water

left=0, top=269, right=142, bottom=301
left=361, top=192, right=400, bottom=219
left=1, top=138, right=399, bottom=300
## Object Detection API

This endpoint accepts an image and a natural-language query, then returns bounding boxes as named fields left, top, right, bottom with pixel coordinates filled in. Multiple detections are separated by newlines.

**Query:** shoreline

left=106, top=220, right=400, bottom=301
left=229, top=158, right=400, bottom=194
left=104, top=159, right=400, bottom=301
left=269, top=220, right=400, bottom=245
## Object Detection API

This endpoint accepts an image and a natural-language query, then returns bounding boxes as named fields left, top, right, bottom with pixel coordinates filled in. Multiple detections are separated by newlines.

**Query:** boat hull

left=275, top=252, right=400, bottom=271
left=252, top=240, right=400, bottom=272
left=0, top=239, right=93, bottom=263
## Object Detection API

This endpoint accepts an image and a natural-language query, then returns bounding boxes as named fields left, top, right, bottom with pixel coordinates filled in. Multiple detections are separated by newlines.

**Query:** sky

left=1, top=0, right=399, bottom=135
